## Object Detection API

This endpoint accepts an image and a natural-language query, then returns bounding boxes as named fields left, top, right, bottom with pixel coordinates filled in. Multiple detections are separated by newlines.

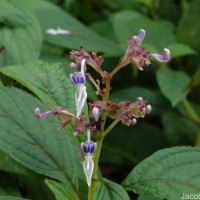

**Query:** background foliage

left=0, top=0, right=200, bottom=200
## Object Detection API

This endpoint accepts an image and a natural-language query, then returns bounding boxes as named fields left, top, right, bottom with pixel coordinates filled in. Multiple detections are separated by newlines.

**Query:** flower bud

left=92, top=107, right=101, bottom=122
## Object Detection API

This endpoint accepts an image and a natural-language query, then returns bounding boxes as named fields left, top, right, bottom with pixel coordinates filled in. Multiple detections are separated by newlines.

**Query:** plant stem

left=88, top=75, right=111, bottom=200
left=183, top=99, right=200, bottom=123
left=102, top=118, right=120, bottom=137
left=88, top=138, right=103, bottom=200
left=182, top=99, right=200, bottom=147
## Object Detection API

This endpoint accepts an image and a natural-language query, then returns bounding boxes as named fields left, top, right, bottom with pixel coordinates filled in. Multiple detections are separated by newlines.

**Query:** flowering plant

left=35, top=29, right=170, bottom=199
left=1, top=1, right=200, bottom=200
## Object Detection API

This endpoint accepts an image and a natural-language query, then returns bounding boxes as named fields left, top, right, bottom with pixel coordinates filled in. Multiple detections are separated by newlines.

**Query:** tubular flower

left=70, top=59, right=87, bottom=117
left=35, top=108, right=54, bottom=120
left=81, top=130, right=97, bottom=186
left=125, top=29, right=170, bottom=71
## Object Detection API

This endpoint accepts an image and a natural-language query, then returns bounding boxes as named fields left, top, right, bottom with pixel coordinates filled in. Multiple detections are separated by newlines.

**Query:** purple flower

left=70, top=72, right=86, bottom=85
left=124, top=29, right=171, bottom=71
left=128, top=29, right=145, bottom=46
left=81, top=141, right=97, bottom=154
left=35, top=108, right=54, bottom=120
left=149, top=48, right=170, bottom=63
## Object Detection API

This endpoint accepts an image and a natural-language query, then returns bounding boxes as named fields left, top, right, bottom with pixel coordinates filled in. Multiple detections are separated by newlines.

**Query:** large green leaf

left=112, top=11, right=175, bottom=51
left=0, top=0, right=42, bottom=64
left=162, top=112, right=198, bottom=145
left=122, top=146, right=200, bottom=199
left=167, top=43, right=196, bottom=58
left=0, top=197, right=29, bottom=200
left=137, top=195, right=162, bottom=200
left=9, top=0, right=121, bottom=55
left=0, top=60, right=76, bottom=113
left=94, top=178, right=130, bottom=200
left=176, top=0, right=200, bottom=53
left=156, top=67, right=191, bottom=106
left=45, top=179, right=79, bottom=200
left=101, top=122, right=168, bottom=165
left=0, top=82, right=83, bottom=195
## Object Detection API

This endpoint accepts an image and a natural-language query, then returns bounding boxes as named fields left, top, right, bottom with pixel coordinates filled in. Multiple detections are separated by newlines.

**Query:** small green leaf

left=0, top=0, right=42, bottom=63
left=156, top=67, right=191, bottom=106
left=45, top=179, right=79, bottom=200
left=167, top=43, right=196, bottom=58
left=122, top=146, right=200, bottom=200
left=94, top=177, right=130, bottom=200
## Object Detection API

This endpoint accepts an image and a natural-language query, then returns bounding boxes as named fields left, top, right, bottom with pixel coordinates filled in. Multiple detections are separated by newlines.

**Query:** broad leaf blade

left=0, top=197, right=29, bottom=200
left=176, top=0, right=200, bottom=52
left=156, top=67, right=191, bottom=106
left=9, top=0, right=121, bottom=55
left=0, top=0, right=42, bottom=63
left=94, top=178, right=130, bottom=200
left=45, top=179, right=79, bottom=200
left=0, top=60, right=76, bottom=113
left=122, top=146, right=200, bottom=200
left=0, top=82, right=82, bottom=194
left=167, top=43, right=196, bottom=58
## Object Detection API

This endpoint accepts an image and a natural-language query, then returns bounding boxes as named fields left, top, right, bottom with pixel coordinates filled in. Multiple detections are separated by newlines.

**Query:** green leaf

left=0, top=60, right=76, bottom=113
left=0, top=197, right=29, bottom=200
left=0, top=0, right=42, bottom=63
left=190, top=67, right=200, bottom=88
left=102, top=122, right=168, bottom=165
left=0, top=82, right=83, bottom=194
left=176, top=0, right=200, bottom=52
left=156, top=67, right=191, bottom=106
left=167, top=43, right=196, bottom=58
left=112, top=11, right=175, bottom=51
left=110, top=86, right=171, bottom=115
left=162, top=112, right=198, bottom=145
left=137, top=195, right=162, bottom=200
left=0, top=150, right=28, bottom=175
left=122, top=146, right=200, bottom=199
left=9, top=0, right=121, bottom=55
left=94, top=177, right=130, bottom=200
left=45, top=179, right=79, bottom=200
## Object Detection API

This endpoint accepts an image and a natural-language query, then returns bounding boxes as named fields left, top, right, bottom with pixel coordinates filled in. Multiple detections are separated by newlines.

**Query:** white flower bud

left=92, top=107, right=100, bottom=122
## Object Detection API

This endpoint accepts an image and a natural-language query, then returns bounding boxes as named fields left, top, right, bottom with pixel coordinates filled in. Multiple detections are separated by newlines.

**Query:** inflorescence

left=35, top=29, right=170, bottom=186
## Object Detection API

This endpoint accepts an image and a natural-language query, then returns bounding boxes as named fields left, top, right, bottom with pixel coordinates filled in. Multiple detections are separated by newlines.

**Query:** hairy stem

left=88, top=138, right=103, bottom=200
left=102, top=118, right=120, bottom=137
left=88, top=75, right=111, bottom=200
